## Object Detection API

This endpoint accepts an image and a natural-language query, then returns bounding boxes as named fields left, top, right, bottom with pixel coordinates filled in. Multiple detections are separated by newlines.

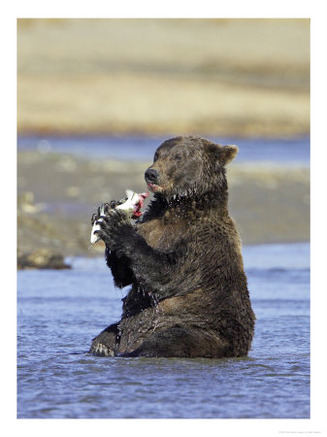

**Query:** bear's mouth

left=146, top=182, right=163, bottom=193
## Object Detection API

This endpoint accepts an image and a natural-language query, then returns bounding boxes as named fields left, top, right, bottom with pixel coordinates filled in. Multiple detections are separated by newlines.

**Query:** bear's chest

left=137, top=219, right=182, bottom=251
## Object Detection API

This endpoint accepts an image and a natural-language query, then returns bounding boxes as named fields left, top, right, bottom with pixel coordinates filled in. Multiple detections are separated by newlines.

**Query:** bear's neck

left=154, top=189, right=229, bottom=220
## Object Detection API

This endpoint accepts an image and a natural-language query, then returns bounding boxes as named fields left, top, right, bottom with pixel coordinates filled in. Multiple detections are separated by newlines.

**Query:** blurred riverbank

left=17, top=19, right=309, bottom=138
left=17, top=147, right=309, bottom=263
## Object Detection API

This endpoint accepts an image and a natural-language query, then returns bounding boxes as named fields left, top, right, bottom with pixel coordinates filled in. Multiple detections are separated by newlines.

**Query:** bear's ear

left=219, top=144, right=239, bottom=165
left=205, top=142, right=238, bottom=165
left=204, top=142, right=238, bottom=165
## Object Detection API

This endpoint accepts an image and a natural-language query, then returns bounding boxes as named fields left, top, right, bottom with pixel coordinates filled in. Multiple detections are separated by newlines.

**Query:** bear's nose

left=145, top=168, right=159, bottom=184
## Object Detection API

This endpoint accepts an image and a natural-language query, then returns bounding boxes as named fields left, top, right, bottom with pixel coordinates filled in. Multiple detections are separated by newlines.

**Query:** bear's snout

left=145, top=168, right=159, bottom=185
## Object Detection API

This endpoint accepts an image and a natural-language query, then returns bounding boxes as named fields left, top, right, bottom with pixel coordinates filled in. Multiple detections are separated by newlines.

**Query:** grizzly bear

left=90, top=136, right=255, bottom=358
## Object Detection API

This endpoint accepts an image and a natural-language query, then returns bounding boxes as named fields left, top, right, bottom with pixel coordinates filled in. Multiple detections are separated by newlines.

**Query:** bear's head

left=144, top=136, right=238, bottom=203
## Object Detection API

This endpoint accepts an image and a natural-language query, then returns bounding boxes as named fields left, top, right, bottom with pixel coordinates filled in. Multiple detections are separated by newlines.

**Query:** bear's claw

left=90, top=342, right=115, bottom=357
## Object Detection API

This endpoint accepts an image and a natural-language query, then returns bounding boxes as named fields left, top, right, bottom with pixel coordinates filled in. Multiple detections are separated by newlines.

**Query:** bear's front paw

left=90, top=342, right=115, bottom=357
left=91, top=201, right=118, bottom=226
left=97, top=209, right=132, bottom=250
left=90, top=201, right=123, bottom=244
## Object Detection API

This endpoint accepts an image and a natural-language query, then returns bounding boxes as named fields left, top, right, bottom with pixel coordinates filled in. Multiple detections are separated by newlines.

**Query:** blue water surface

left=17, top=135, right=310, bottom=166
left=17, top=243, right=310, bottom=419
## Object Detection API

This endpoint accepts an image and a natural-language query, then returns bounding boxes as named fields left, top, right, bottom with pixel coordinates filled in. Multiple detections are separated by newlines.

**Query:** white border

left=2, top=1, right=327, bottom=436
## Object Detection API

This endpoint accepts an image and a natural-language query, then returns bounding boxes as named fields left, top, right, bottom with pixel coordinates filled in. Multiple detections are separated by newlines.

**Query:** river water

left=17, top=242, right=310, bottom=419
left=17, top=135, right=310, bottom=166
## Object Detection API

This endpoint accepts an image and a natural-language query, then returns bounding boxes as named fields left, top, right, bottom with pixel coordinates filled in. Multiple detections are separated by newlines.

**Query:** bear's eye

left=173, top=153, right=182, bottom=162
left=153, top=152, right=159, bottom=162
